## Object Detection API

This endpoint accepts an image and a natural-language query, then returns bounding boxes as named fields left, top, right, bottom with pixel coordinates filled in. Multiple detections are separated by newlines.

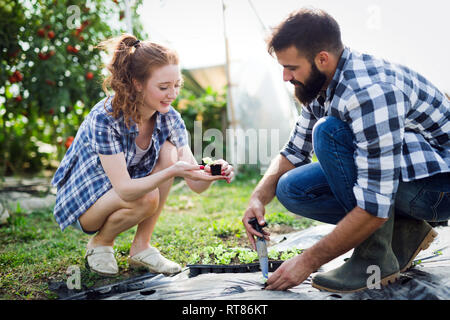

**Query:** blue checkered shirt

left=52, top=96, right=188, bottom=231
left=281, top=47, right=450, bottom=218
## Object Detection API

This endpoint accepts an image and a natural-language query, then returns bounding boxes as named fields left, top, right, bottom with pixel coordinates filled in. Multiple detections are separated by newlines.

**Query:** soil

left=210, top=164, right=222, bottom=176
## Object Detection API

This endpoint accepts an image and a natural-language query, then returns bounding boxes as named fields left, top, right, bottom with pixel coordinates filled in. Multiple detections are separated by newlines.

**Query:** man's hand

left=265, top=254, right=315, bottom=291
left=242, top=155, right=294, bottom=250
left=264, top=206, right=386, bottom=291
left=242, top=198, right=270, bottom=250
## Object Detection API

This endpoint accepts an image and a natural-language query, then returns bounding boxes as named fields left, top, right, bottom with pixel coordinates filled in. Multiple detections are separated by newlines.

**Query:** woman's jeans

left=276, top=117, right=450, bottom=225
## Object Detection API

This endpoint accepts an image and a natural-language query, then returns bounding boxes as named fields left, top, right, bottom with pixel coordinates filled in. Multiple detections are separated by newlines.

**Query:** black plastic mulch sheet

left=64, top=224, right=450, bottom=300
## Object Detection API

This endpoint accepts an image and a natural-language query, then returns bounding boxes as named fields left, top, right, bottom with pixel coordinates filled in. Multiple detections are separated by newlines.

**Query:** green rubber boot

left=312, top=213, right=400, bottom=293
left=392, top=214, right=438, bottom=272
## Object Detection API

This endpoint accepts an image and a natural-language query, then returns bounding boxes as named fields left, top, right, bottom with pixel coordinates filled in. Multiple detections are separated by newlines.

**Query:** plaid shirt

left=281, top=47, right=450, bottom=218
left=52, top=96, right=188, bottom=231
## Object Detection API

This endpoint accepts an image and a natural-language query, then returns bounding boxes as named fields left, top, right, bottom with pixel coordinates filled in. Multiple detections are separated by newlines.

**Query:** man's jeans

left=276, top=116, right=450, bottom=224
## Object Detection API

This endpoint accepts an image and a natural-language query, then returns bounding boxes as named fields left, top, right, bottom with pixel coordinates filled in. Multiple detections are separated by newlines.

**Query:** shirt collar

left=125, top=111, right=163, bottom=135
left=154, top=112, right=162, bottom=135
left=107, top=102, right=163, bottom=136
left=103, top=95, right=138, bottom=134
left=105, top=95, right=164, bottom=135
left=324, top=46, right=351, bottom=102
left=124, top=119, right=138, bottom=134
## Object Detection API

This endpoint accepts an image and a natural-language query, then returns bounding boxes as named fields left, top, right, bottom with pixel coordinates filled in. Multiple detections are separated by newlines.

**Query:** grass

left=0, top=171, right=316, bottom=300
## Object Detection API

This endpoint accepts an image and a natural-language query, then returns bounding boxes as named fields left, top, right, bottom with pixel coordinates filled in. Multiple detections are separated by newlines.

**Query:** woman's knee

left=139, top=189, right=160, bottom=215
left=128, top=189, right=160, bottom=219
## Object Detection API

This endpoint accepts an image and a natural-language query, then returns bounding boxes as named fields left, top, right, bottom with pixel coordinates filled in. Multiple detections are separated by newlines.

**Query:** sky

left=138, top=0, right=450, bottom=94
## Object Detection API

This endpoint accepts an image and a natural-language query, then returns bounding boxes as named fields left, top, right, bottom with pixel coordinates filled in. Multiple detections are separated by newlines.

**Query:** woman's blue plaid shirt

left=51, top=96, right=188, bottom=231
left=281, top=47, right=450, bottom=219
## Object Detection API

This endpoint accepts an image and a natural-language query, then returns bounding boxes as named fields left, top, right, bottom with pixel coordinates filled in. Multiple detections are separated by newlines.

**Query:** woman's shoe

left=84, top=246, right=119, bottom=276
left=128, top=246, right=182, bottom=275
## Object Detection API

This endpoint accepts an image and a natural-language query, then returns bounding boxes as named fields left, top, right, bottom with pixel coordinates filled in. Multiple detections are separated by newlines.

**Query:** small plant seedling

left=189, top=245, right=304, bottom=266
left=268, top=249, right=280, bottom=260
left=201, top=157, right=214, bottom=166
left=201, top=157, right=222, bottom=176
left=187, top=253, right=201, bottom=264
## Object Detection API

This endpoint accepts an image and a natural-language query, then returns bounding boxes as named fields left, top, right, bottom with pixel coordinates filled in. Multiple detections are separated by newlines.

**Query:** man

left=242, top=7, right=450, bottom=292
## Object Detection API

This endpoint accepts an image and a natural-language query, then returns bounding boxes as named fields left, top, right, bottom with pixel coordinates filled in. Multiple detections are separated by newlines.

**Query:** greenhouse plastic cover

left=63, top=223, right=450, bottom=300
left=221, top=1, right=300, bottom=172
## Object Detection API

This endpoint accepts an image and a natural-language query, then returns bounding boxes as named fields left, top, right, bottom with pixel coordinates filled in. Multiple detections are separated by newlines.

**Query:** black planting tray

left=187, top=260, right=284, bottom=277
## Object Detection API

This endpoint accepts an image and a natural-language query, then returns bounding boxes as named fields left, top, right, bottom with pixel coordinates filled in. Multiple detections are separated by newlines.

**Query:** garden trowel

left=248, top=218, right=269, bottom=281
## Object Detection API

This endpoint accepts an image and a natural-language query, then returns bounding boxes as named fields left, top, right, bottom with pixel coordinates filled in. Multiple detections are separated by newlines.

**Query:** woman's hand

left=172, top=161, right=225, bottom=181
left=203, top=159, right=234, bottom=183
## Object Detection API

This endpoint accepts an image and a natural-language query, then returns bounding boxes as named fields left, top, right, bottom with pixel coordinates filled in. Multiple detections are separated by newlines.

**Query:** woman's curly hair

left=97, top=34, right=179, bottom=128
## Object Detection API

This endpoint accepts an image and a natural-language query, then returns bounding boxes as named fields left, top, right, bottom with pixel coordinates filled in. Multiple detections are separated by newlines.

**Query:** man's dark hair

left=267, top=7, right=344, bottom=61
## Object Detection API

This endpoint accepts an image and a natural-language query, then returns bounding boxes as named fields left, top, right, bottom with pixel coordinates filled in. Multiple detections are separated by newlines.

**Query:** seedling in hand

left=201, top=157, right=222, bottom=176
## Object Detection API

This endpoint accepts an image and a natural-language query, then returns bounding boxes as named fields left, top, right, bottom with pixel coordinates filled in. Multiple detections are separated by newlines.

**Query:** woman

left=51, top=35, right=234, bottom=276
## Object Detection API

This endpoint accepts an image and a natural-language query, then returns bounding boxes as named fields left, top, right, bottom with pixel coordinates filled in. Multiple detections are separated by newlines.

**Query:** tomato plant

left=0, top=0, right=146, bottom=176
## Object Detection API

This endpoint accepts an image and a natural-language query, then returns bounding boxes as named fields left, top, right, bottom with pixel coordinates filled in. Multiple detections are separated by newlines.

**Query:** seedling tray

left=187, top=260, right=284, bottom=277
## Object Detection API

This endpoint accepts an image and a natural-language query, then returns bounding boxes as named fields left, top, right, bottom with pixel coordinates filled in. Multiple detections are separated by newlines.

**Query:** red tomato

left=65, top=136, right=74, bottom=149
left=75, top=27, right=83, bottom=36
left=85, top=72, right=94, bottom=80
left=13, top=71, right=23, bottom=81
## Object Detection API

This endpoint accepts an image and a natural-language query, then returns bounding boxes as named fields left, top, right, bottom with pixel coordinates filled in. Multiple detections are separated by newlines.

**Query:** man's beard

left=291, top=62, right=327, bottom=106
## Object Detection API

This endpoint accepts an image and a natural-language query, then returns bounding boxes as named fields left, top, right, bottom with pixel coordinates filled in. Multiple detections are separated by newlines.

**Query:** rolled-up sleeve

left=280, top=106, right=317, bottom=167
left=345, top=83, right=408, bottom=218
